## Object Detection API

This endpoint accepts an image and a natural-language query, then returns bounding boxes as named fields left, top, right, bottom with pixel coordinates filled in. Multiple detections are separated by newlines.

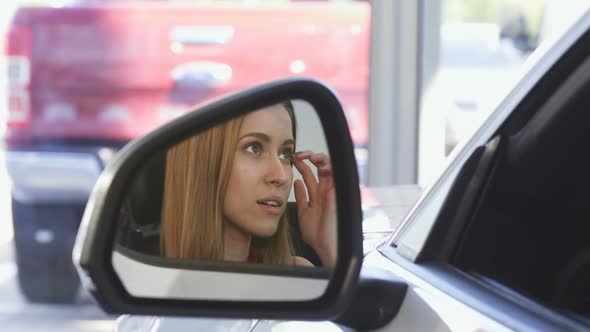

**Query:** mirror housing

left=73, top=78, right=363, bottom=321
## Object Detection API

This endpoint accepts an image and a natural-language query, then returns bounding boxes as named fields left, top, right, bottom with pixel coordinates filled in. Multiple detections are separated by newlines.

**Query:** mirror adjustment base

left=335, top=267, right=407, bottom=330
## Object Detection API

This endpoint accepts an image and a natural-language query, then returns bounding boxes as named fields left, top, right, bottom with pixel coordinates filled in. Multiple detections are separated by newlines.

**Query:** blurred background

left=0, top=0, right=588, bottom=330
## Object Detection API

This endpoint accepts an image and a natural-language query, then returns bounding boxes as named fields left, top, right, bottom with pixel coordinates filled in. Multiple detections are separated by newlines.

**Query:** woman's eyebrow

left=239, top=133, right=295, bottom=146
left=239, top=132, right=270, bottom=142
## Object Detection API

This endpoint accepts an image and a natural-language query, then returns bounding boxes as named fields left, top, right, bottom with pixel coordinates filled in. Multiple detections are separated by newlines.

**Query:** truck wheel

left=12, top=199, right=83, bottom=303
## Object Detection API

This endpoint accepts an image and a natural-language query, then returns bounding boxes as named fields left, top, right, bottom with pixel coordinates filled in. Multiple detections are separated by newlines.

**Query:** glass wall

left=419, top=0, right=550, bottom=185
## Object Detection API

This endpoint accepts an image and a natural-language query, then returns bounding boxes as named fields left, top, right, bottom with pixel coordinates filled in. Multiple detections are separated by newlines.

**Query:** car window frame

left=386, top=9, right=590, bottom=262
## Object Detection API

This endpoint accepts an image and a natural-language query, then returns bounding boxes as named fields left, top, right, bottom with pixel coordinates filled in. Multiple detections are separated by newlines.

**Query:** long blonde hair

left=160, top=104, right=296, bottom=264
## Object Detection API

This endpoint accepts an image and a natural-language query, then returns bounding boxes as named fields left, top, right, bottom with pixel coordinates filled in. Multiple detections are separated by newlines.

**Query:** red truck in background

left=4, top=1, right=369, bottom=302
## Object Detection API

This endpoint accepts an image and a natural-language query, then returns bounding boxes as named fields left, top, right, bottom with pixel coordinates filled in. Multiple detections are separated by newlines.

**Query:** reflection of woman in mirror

left=160, top=102, right=337, bottom=268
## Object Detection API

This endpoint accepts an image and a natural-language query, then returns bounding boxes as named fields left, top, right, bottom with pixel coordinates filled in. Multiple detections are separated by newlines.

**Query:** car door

left=359, top=8, right=590, bottom=332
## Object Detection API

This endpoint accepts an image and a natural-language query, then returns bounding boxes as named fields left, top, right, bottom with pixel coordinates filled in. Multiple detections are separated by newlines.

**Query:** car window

left=388, top=9, right=590, bottom=329
left=393, top=0, right=590, bottom=261
left=446, top=38, right=590, bottom=319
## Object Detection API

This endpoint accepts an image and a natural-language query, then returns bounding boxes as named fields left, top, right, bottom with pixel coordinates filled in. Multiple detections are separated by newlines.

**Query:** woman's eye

left=244, top=142, right=262, bottom=154
left=279, top=149, right=294, bottom=160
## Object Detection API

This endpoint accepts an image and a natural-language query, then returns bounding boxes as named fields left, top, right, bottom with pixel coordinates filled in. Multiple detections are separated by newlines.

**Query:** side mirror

left=73, top=78, right=363, bottom=321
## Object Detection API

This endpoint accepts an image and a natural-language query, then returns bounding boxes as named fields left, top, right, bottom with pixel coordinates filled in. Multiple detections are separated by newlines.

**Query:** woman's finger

left=295, top=151, right=330, bottom=167
left=293, top=155, right=318, bottom=202
left=293, top=179, right=308, bottom=213
left=308, top=153, right=332, bottom=179
left=296, top=152, right=332, bottom=175
left=295, top=150, right=313, bottom=159
left=308, top=153, right=330, bottom=168
left=318, top=171, right=334, bottom=193
left=317, top=163, right=333, bottom=178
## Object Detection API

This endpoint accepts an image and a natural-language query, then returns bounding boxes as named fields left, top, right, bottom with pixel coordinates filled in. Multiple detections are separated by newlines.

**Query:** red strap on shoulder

left=248, top=247, right=261, bottom=263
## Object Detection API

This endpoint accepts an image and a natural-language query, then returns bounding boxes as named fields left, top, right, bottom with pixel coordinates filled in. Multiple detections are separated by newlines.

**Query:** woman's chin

left=248, top=222, right=280, bottom=238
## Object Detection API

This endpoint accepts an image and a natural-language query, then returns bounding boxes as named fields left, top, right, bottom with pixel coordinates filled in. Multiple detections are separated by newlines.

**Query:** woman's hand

left=292, top=151, right=337, bottom=268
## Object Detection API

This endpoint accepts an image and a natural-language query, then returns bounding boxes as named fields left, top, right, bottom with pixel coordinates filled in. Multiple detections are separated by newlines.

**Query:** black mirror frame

left=73, top=78, right=363, bottom=321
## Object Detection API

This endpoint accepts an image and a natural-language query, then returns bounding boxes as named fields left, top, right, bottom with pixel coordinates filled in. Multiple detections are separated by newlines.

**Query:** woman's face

left=223, top=105, right=294, bottom=238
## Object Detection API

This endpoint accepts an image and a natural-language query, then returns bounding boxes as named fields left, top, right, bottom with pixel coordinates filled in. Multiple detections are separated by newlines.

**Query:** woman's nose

left=264, top=155, right=288, bottom=186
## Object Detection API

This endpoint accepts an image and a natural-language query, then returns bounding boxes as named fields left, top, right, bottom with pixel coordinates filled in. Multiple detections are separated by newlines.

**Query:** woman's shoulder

left=291, top=255, right=314, bottom=267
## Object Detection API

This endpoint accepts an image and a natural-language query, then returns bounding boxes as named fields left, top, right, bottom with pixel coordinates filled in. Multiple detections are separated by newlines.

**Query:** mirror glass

left=112, top=99, right=337, bottom=301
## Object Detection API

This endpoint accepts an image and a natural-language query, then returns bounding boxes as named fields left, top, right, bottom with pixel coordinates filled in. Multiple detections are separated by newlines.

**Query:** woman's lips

left=257, top=202, right=283, bottom=215
left=256, top=197, right=284, bottom=216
